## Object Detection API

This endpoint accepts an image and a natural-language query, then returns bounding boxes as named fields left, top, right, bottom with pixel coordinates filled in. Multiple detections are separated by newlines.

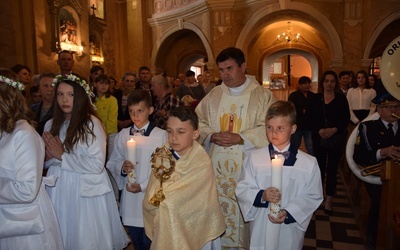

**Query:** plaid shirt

left=154, top=93, right=180, bottom=129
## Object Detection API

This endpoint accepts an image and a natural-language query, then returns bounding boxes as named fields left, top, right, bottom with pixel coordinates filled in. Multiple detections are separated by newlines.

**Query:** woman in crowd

left=43, top=74, right=130, bottom=249
left=113, top=72, right=136, bottom=130
left=347, top=70, right=376, bottom=125
left=109, top=76, right=118, bottom=93
left=0, top=69, right=63, bottom=249
left=10, top=64, right=31, bottom=87
left=92, top=74, right=118, bottom=158
left=89, top=65, right=104, bottom=86
left=309, top=70, right=350, bottom=215
left=11, top=64, right=31, bottom=97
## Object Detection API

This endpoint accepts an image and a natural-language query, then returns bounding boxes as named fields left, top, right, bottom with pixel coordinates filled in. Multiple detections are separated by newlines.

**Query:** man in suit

left=353, top=91, right=400, bottom=248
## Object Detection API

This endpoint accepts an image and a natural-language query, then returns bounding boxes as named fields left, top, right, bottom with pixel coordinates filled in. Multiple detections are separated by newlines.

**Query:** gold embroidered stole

left=211, top=92, right=250, bottom=247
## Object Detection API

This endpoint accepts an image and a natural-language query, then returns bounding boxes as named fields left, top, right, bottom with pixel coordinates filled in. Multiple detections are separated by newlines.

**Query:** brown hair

left=0, top=68, right=35, bottom=137
left=265, top=101, right=296, bottom=125
left=94, top=74, right=111, bottom=98
left=318, top=70, right=339, bottom=93
left=127, top=89, right=152, bottom=108
left=170, top=106, right=199, bottom=130
left=50, top=77, right=101, bottom=153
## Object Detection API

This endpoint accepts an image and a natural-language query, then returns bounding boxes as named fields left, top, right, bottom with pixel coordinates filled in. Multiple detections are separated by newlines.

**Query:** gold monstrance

left=149, top=146, right=176, bottom=207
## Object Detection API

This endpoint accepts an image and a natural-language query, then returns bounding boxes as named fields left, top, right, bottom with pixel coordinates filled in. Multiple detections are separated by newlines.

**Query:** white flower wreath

left=0, top=75, right=25, bottom=91
left=52, top=74, right=96, bottom=109
left=52, top=74, right=92, bottom=95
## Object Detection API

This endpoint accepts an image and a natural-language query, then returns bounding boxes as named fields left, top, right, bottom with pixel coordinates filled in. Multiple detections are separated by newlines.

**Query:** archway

left=150, top=21, right=214, bottom=77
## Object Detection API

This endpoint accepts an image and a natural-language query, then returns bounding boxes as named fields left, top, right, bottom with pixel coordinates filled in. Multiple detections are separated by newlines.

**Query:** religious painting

left=59, top=9, right=78, bottom=46
left=90, top=0, right=105, bottom=19
left=269, top=78, right=286, bottom=90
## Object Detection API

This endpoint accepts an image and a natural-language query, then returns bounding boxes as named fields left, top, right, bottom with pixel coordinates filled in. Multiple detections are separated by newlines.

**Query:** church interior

left=1, top=0, right=400, bottom=249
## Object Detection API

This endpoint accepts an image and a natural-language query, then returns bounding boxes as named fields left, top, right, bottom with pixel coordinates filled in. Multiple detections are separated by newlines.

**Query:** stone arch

left=150, top=21, right=214, bottom=72
left=236, top=2, right=343, bottom=61
left=363, top=12, right=400, bottom=60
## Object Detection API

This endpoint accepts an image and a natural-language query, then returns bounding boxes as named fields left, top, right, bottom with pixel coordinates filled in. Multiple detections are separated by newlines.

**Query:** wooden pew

left=377, top=160, right=400, bottom=249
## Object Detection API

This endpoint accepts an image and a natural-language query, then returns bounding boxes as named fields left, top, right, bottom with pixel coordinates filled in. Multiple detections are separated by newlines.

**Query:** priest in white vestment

left=196, top=47, right=274, bottom=249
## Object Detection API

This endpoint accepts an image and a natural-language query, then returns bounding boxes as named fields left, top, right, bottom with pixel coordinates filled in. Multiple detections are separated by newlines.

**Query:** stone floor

left=303, top=172, right=366, bottom=250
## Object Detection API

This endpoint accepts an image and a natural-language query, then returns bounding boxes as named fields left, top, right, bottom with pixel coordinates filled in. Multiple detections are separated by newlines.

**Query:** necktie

left=387, top=123, right=395, bottom=137
left=270, top=150, right=290, bottom=159
left=130, top=128, right=145, bottom=136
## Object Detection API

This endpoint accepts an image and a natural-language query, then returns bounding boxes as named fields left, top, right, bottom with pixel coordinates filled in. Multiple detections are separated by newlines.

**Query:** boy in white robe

left=107, top=89, right=167, bottom=250
left=236, top=101, right=323, bottom=250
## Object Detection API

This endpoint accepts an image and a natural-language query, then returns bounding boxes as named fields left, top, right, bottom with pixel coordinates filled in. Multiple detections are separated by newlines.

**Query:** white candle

left=126, top=138, right=137, bottom=184
left=270, top=155, right=283, bottom=218
left=271, top=155, right=283, bottom=189
left=127, top=138, right=137, bottom=164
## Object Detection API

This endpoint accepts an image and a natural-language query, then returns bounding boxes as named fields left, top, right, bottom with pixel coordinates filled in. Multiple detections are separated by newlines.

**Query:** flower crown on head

left=52, top=74, right=97, bottom=110
left=0, top=75, right=25, bottom=91
left=52, top=74, right=92, bottom=95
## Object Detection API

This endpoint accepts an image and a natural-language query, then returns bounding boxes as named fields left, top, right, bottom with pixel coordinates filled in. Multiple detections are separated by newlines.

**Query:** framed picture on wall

left=269, top=78, right=286, bottom=90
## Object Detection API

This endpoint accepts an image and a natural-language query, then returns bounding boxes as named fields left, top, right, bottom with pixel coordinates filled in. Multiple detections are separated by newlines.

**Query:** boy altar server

left=143, top=107, right=225, bottom=250
left=236, top=101, right=323, bottom=250
left=107, top=89, right=167, bottom=250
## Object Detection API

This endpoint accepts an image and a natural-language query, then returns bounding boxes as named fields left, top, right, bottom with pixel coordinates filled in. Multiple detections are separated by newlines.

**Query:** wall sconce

left=91, top=55, right=104, bottom=63
left=59, top=42, right=84, bottom=57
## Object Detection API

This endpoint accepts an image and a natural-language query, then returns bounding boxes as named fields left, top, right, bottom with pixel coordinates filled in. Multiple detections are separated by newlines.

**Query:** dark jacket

left=353, top=118, right=400, bottom=166
left=31, top=102, right=54, bottom=136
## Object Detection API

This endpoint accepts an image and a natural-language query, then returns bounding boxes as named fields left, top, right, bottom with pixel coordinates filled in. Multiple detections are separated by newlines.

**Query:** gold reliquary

left=149, top=146, right=176, bottom=207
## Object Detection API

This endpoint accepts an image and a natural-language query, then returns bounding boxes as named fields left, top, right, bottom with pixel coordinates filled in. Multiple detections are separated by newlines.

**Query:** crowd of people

left=1, top=47, right=399, bottom=250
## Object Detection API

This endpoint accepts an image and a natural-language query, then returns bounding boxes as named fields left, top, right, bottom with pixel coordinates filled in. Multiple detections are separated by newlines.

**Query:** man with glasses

left=353, top=91, right=400, bottom=248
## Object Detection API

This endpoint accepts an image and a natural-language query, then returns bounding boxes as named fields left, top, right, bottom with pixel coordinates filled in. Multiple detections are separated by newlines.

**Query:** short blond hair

left=265, top=101, right=296, bottom=125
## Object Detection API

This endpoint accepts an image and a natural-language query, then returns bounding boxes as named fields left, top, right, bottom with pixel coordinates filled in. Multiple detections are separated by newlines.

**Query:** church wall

left=101, top=0, right=129, bottom=79
left=0, top=0, right=37, bottom=72
left=1, top=0, right=400, bottom=85
left=126, top=0, right=152, bottom=74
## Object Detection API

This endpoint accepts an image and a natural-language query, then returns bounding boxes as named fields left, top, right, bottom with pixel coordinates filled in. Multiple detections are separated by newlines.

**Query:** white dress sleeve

left=0, top=123, right=44, bottom=203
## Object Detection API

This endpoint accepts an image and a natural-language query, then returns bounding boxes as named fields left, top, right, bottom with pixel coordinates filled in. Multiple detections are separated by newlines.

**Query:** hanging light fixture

left=277, top=22, right=300, bottom=43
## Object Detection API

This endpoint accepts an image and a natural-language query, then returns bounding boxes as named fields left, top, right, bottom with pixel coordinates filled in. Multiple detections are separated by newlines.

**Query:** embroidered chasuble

left=196, top=77, right=274, bottom=248
left=143, top=141, right=226, bottom=250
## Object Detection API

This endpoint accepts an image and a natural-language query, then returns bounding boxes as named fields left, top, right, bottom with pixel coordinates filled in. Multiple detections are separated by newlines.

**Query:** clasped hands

left=211, top=131, right=241, bottom=147
left=43, top=132, right=64, bottom=161
left=263, top=187, right=287, bottom=224
left=319, top=127, right=337, bottom=139
left=122, top=160, right=141, bottom=193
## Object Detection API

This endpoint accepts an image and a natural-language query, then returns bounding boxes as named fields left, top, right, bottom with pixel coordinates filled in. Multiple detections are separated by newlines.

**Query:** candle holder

left=127, top=169, right=137, bottom=187
left=149, top=146, right=176, bottom=207
left=270, top=201, right=281, bottom=218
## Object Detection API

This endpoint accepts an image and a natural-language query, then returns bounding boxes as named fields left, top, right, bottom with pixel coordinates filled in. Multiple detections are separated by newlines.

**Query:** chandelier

left=277, top=22, right=300, bottom=43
